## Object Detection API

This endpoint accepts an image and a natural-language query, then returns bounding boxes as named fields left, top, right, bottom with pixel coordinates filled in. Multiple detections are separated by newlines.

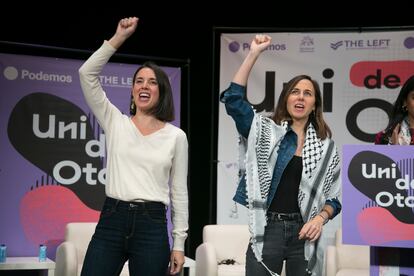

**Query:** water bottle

left=0, top=244, right=6, bottom=263
left=39, top=244, right=47, bottom=262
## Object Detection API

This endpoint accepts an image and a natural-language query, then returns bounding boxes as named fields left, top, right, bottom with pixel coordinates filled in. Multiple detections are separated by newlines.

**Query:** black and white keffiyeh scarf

left=243, top=114, right=341, bottom=276
left=397, top=117, right=413, bottom=145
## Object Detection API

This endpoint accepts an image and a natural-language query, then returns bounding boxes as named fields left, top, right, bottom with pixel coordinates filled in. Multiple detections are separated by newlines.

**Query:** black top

left=269, top=155, right=302, bottom=213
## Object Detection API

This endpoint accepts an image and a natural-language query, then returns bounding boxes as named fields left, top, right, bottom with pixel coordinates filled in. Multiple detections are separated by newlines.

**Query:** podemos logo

left=3, top=66, right=72, bottom=83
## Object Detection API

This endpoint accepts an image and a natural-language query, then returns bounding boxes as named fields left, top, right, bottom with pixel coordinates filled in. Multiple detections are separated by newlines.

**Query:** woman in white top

left=79, top=17, right=188, bottom=276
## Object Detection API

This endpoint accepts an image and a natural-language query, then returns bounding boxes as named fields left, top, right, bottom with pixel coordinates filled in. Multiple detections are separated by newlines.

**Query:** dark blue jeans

left=81, top=197, right=170, bottom=276
left=246, top=212, right=309, bottom=276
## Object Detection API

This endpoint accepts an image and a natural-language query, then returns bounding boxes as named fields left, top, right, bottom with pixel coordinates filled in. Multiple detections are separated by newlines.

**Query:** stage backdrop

left=342, top=145, right=414, bottom=276
left=217, top=30, right=414, bottom=241
left=342, top=145, right=414, bottom=248
left=0, top=52, right=181, bottom=258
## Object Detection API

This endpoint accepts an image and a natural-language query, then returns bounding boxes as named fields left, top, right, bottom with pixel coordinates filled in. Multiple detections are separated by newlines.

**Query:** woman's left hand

left=169, top=250, right=185, bottom=275
left=298, top=216, right=324, bottom=242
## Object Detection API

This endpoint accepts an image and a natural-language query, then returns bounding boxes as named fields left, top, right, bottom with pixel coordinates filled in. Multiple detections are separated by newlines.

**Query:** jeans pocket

left=99, top=205, right=115, bottom=219
left=146, top=208, right=167, bottom=224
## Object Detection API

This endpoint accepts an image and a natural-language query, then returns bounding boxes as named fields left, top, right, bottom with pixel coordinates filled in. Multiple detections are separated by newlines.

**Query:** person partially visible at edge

left=220, top=34, right=341, bottom=276
left=78, top=17, right=188, bottom=276
left=375, top=75, right=414, bottom=145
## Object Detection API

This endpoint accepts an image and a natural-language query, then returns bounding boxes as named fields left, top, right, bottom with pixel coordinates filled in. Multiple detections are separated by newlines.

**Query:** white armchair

left=55, top=222, right=129, bottom=276
left=196, top=224, right=286, bottom=276
left=325, top=228, right=369, bottom=276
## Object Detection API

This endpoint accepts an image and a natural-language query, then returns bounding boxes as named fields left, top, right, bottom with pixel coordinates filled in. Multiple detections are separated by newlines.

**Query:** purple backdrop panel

left=342, top=144, right=414, bottom=248
left=0, top=53, right=181, bottom=259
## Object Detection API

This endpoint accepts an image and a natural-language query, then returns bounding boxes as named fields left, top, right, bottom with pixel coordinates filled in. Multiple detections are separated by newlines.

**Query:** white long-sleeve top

left=79, top=41, right=189, bottom=251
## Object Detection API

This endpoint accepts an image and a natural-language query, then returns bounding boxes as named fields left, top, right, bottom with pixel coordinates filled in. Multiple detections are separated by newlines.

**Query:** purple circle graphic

left=403, top=37, right=414, bottom=49
left=229, top=41, right=240, bottom=52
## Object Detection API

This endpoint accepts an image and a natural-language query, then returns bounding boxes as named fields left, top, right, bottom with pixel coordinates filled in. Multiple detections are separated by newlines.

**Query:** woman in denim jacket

left=220, top=35, right=341, bottom=276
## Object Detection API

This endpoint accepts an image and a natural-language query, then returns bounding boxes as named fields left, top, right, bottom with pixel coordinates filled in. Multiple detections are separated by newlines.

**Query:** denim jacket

left=220, top=82, right=341, bottom=217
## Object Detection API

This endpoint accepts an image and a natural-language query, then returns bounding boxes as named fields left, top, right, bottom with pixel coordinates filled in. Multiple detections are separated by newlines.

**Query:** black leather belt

left=267, top=212, right=302, bottom=221
left=105, top=196, right=165, bottom=210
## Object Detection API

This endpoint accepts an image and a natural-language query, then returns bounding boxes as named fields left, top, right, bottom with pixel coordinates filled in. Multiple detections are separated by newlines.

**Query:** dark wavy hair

left=271, top=74, right=331, bottom=139
left=381, top=74, right=414, bottom=141
left=129, top=61, right=175, bottom=122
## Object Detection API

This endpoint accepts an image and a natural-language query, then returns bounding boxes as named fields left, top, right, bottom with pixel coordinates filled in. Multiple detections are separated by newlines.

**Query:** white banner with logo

left=217, top=30, right=414, bottom=235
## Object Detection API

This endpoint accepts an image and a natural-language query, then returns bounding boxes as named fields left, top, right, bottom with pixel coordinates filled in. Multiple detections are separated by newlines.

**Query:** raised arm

left=232, top=34, right=272, bottom=86
left=108, top=17, right=139, bottom=49
left=78, top=17, right=139, bottom=132
left=220, top=35, right=272, bottom=138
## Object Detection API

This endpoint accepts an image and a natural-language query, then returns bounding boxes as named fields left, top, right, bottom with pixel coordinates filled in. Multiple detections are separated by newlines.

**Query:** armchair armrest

left=195, top=242, right=218, bottom=276
left=55, top=241, right=78, bottom=276
left=325, top=245, right=338, bottom=276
